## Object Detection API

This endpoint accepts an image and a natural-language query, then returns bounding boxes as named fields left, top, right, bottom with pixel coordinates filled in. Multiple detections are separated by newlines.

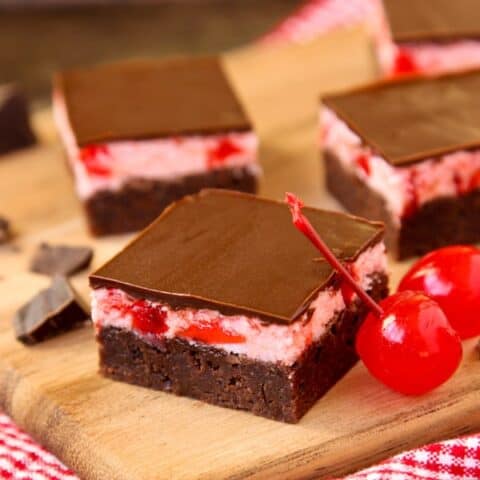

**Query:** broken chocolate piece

left=13, top=276, right=89, bottom=345
left=30, top=243, right=93, bottom=276
left=0, top=217, right=11, bottom=244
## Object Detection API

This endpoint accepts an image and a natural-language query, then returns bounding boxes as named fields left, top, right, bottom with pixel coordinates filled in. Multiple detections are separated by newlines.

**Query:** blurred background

left=0, top=0, right=302, bottom=105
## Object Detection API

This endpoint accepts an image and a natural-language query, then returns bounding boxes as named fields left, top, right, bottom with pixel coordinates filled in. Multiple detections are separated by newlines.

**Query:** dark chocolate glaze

left=90, top=190, right=384, bottom=324
left=383, top=0, right=480, bottom=43
left=55, top=56, right=251, bottom=146
left=323, top=70, right=480, bottom=166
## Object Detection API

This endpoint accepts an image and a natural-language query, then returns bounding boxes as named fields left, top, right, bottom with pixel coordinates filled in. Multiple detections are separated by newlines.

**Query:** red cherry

left=178, top=321, right=245, bottom=344
left=398, top=245, right=480, bottom=339
left=393, top=49, right=418, bottom=76
left=131, top=300, right=168, bottom=335
left=356, top=291, right=462, bottom=395
left=79, top=145, right=111, bottom=176
left=207, top=138, right=242, bottom=168
left=355, top=154, right=371, bottom=176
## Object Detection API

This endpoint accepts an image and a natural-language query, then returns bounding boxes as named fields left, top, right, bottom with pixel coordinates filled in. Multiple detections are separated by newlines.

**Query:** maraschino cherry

left=285, top=193, right=462, bottom=395
left=398, top=245, right=480, bottom=339
left=356, top=291, right=462, bottom=395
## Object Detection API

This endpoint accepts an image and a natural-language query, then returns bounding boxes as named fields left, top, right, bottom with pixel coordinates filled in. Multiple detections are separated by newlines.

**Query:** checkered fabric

left=1, top=410, right=479, bottom=479
left=341, top=435, right=480, bottom=480
left=0, top=414, right=77, bottom=479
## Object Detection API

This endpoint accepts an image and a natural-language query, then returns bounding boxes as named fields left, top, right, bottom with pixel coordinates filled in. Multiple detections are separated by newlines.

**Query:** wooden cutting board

left=1, top=28, right=479, bottom=480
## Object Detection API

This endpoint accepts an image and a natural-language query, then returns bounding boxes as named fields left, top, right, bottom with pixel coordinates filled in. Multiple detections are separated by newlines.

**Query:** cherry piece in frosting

left=131, top=300, right=168, bottom=335
left=393, top=49, right=418, bottom=76
left=178, top=321, right=246, bottom=344
left=355, top=154, right=371, bottom=177
left=79, top=145, right=111, bottom=177
left=207, top=138, right=242, bottom=168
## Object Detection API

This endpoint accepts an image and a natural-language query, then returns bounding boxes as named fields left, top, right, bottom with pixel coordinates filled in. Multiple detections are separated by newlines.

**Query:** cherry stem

left=285, top=192, right=384, bottom=317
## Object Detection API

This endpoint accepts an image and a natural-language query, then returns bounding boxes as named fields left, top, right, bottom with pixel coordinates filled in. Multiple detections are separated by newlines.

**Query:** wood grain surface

left=0, top=29, right=479, bottom=480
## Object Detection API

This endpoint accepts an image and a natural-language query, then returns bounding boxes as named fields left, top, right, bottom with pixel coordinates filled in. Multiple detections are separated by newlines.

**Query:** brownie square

left=322, top=70, right=480, bottom=258
left=53, top=57, right=259, bottom=236
left=90, top=189, right=387, bottom=422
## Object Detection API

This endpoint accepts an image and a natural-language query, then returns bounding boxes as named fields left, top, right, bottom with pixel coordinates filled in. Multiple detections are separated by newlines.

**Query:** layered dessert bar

left=53, top=57, right=259, bottom=236
left=322, top=70, right=480, bottom=259
left=0, top=84, right=36, bottom=156
left=379, top=0, right=480, bottom=76
left=90, top=189, right=387, bottom=423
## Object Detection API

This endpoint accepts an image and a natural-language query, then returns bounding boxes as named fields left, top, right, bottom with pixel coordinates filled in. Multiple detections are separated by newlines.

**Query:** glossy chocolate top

left=323, top=70, right=480, bottom=166
left=90, top=190, right=384, bottom=324
left=383, top=0, right=480, bottom=43
left=55, top=57, right=251, bottom=146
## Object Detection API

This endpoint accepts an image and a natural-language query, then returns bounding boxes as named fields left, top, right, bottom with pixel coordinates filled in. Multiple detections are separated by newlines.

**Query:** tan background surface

left=0, top=29, right=479, bottom=480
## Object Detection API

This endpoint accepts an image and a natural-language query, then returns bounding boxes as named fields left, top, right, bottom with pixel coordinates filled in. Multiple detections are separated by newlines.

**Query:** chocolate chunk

left=0, top=216, right=11, bottom=244
left=13, top=276, right=89, bottom=345
left=30, top=243, right=93, bottom=276
left=0, top=84, right=36, bottom=156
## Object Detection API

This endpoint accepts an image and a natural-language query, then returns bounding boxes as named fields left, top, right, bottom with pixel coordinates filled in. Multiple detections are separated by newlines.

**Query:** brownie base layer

left=97, top=273, right=388, bottom=423
left=84, top=166, right=258, bottom=236
left=325, top=150, right=480, bottom=259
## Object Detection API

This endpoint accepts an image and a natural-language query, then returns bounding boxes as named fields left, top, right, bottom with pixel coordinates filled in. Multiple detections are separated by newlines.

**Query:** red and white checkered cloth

left=1, top=2, right=479, bottom=479
left=0, top=414, right=76, bottom=479
left=342, top=435, right=480, bottom=480
left=1, top=411, right=479, bottom=479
